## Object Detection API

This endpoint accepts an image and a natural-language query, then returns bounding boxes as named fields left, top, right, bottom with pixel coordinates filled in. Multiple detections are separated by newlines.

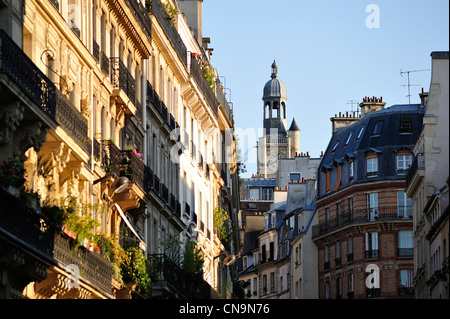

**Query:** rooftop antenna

left=400, top=68, right=430, bottom=104
left=346, top=99, right=360, bottom=116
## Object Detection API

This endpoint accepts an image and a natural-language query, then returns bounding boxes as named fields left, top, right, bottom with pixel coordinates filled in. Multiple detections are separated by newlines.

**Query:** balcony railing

left=147, top=0, right=187, bottom=67
left=406, top=154, right=425, bottom=188
left=0, top=30, right=56, bottom=119
left=312, top=206, right=413, bottom=239
left=1, top=31, right=91, bottom=156
left=190, top=57, right=219, bottom=118
left=110, top=57, right=136, bottom=105
left=100, top=141, right=145, bottom=191
left=119, top=150, right=145, bottom=191
left=148, top=254, right=213, bottom=299
left=54, top=234, right=113, bottom=294
left=55, top=90, right=91, bottom=155
left=0, top=189, right=55, bottom=258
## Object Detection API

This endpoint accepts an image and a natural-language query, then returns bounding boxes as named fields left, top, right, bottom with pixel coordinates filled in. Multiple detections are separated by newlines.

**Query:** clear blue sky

left=202, top=0, right=449, bottom=178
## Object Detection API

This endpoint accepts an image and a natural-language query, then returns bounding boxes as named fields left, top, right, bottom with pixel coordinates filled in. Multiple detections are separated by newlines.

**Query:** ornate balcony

left=53, top=234, right=113, bottom=295
left=312, top=206, right=413, bottom=239
left=110, top=57, right=136, bottom=105
left=100, top=140, right=144, bottom=191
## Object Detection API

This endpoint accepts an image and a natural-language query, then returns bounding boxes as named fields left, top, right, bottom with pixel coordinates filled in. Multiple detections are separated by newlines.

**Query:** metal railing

left=55, top=90, right=91, bottom=155
left=53, top=234, right=113, bottom=294
left=110, top=57, right=136, bottom=105
left=0, top=30, right=56, bottom=119
left=147, top=0, right=187, bottom=67
left=312, top=206, right=413, bottom=239
left=406, top=154, right=425, bottom=188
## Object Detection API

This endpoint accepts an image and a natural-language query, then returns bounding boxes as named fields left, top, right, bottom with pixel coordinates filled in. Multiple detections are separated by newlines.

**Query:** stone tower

left=258, top=61, right=300, bottom=177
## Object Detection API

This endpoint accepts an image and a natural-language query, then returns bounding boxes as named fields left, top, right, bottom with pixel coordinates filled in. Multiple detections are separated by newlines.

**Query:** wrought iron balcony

left=0, top=189, right=56, bottom=258
left=312, top=206, right=413, bottom=239
left=406, top=154, right=425, bottom=189
left=100, top=140, right=145, bottom=191
left=147, top=0, right=187, bottom=67
left=55, top=90, right=91, bottom=155
left=53, top=234, right=113, bottom=294
left=1, top=31, right=91, bottom=156
left=148, top=254, right=213, bottom=299
left=110, top=57, right=136, bottom=105
left=0, top=30, right=56, bottom=119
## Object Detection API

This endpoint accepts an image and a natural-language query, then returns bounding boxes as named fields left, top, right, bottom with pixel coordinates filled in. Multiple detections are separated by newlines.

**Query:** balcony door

left=367, top=192, right=378, bottom=221
left=397, top=191, right=412, bottom=218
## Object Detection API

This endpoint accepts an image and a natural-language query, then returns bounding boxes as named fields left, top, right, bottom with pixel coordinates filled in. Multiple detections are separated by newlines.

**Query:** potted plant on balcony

left=120, top=245, right=152, bottom=297
left=213, top=207, right=234, bottom=252
left=0, top=158, right=26, bottom=197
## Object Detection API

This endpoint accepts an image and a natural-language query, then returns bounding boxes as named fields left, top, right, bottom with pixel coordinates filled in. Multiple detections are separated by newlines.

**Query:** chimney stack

left=359, top=96, right=386, bottom=117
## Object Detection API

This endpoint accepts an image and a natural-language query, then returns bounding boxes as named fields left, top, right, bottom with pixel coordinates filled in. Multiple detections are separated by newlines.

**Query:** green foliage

left=120, top=246, right=152, bottom=295
left=183, top=241, right=204, bottom=275
left=213, top=207, right=233, bottom=251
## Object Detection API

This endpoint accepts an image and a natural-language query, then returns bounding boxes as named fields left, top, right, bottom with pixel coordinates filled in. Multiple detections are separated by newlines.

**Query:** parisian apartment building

left=0, top=0, right=240, bottom=299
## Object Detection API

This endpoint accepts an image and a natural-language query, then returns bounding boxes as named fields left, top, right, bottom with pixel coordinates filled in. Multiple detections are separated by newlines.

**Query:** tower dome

left=263, top=60, right=287, bottom=99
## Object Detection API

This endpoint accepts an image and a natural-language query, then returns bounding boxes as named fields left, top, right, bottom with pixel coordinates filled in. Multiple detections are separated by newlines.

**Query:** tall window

left=262, top=188, right=274, bottom=200
left=324, top=245, right=330, bottom=269
left=397, top=153, right=412, bottom=174
left=349, top=160, right=354, bottom=182
left=397, top=191, right=412, bottom=218
left=348, top=273, right=354, bottom=298
left=347, top=236, right=353, bottom=262
left=365, top=232, right=379, bottom=259
left=399, top=269, right=414, bottom=295
left=398, top=230, right=413, bottom=257
left=366, top=155, right=378, bottom=177
left=249, top=188, right=259, bottom=200
left=335, top=240, right=341, bottom=266
left=367, top=192, right=378, bottom=220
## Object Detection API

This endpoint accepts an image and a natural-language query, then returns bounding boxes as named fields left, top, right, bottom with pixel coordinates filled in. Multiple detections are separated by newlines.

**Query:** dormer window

left=372, top=121, right=383, bottom=136
left=400, top=119, right=412, bottom=134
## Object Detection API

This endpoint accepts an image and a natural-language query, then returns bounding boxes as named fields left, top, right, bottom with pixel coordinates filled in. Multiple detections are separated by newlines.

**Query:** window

left=335, top=240, right=341, bottom=267
left=366, top=155, right=378, bottom=177
left=336, top=277, right=342, bottom=299
left=400, top=118, right=412, bottom=133
left=345, top=132, right=353, bottom=146
left=263, top=275, right=267, bottom=295
left=270, top=272, right=275, bottom=293
left=326, top=170, right=331, bottom=192
left=262, top=188, right=274, bottom=200
left=367, top=192, right=378, bottom=220
left=349, top=160, right=354, bottom=182
left=290, top=172, right=301, bottom=182
left=356, top=125, right=365, bottom=139
left=249, top=188, right=259, bottom=200
left=271, top=213, right=276, bottom=229
left=253, top=277, right=258, bottom=296
left=348, top=236, right=354, bottom=262
left=397, top=191, right=412, bottom=218
left=399, top=270, right=414, bottom=295
left=332, top=140, right=340, bottom=152
left=348, top=273, right=354, bottom=298
left=398, top=231, right=413, bottom=257
left=372, top=120, right=383, bottom=135
left=397, top=153, right=412, bottom=174
left=325, top=281, right=330, bottom=299
left=365, top=232, right=379, bottom=259
left=324, top=245, right=330, bottom=269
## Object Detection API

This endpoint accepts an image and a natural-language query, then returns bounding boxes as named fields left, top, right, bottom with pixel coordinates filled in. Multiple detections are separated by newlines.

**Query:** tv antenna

left=400, top=68, right=430, bottom=104
left=346, top=99, right=360, bottom=116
